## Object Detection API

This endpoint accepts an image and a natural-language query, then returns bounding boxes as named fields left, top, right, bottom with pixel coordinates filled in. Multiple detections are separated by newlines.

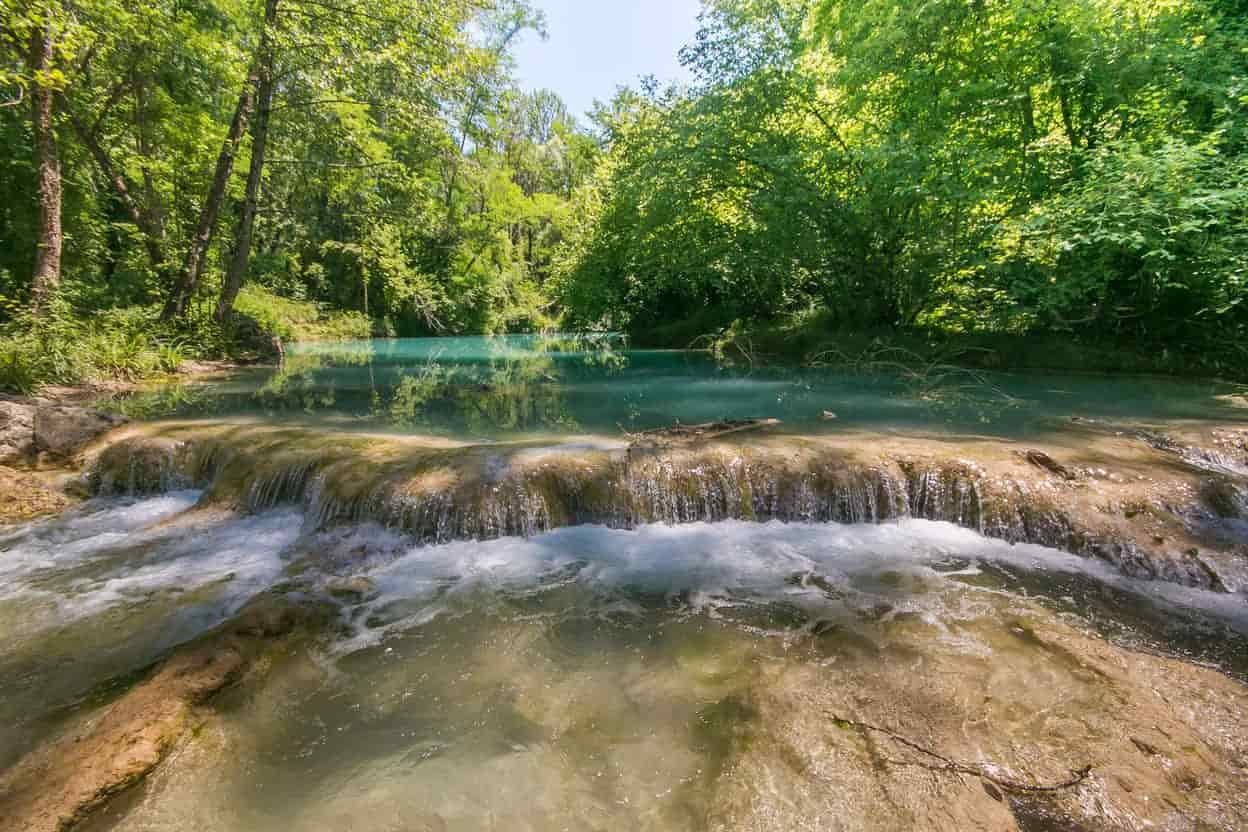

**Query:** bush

left=234, top=285, right=372, bottom=341
left=0, top=288, right=380, bottom=394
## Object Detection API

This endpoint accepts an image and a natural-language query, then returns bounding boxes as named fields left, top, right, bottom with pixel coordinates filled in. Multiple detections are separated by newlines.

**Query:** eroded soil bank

left=0, top=415, right=1245, bottom=831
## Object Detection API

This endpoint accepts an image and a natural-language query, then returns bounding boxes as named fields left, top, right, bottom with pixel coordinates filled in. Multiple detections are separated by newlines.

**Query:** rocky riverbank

left=0, top=394, right=128, bottom=525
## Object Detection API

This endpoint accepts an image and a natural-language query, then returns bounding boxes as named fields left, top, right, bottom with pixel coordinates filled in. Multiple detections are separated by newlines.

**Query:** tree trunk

left=1020, top=86, right=1036, bottom=194
left=66, top=107, right=168, bottom=274
left=29, top=18, right=62, bottom=316
left=216, top=0, right=279, bottom=323
left=161, top=63, right=259, bottom=320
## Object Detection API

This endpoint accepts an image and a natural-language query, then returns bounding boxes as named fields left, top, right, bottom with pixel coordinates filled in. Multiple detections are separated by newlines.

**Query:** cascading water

left=8, top=499, right=1241, bottom=832
left=0, top=494, right=301, bottom=770
left=88, top=425, right=1237, bottom=590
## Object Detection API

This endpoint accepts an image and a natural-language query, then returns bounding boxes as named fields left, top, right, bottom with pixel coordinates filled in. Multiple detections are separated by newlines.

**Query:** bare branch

left=828, top=714, right=1094, bottom=795
left=267, top=159, right=401, bottom=168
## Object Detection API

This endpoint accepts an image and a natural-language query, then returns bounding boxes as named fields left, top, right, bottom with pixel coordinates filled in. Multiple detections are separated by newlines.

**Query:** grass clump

left=234, top=286, right=372, bottom=342
left=0, top=304, right=198, bottom=394
left=0, top=287, right=380, bottom=395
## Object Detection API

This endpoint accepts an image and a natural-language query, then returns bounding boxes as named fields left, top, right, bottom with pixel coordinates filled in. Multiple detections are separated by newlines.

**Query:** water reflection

left=105, top=335, right=1248, bottom=440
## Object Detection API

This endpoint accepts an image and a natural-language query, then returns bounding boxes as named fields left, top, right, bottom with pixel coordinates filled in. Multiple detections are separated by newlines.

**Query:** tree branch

left=828, top=714, right=1094, bottom=794
left=267, top=159, right=401, bottom=168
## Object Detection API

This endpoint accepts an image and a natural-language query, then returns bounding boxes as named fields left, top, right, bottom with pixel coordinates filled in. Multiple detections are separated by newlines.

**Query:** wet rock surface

left=709, top=607, right=1248, bottom=831
left=0, top=398, right=35, bottom=464
left=90, top=421, right=1248, bottom=592
left=0, top=597, right=330, bottom=832
left=40, top=566, right=1248, bottom=832
left=33, top=405, right=126, bottom=462
left=3, top=414, right=1244, bottom=831
left=0, top=466, right=72, bottom=525
left=0, top=395, right=126, bottom=465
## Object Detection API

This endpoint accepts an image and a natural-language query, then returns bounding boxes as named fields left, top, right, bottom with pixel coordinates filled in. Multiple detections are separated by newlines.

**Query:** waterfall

left=90, top=428, right=1237, bottom=592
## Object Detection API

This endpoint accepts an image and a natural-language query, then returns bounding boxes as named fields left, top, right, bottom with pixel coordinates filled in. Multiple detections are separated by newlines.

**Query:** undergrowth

left=0, top=287, right=373, bottom=394
left=666, top=309, right=1248, bottom=382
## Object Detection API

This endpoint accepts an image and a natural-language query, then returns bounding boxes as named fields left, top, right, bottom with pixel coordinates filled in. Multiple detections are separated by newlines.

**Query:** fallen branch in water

left=828, top=713, right=1093, bottom=794
left=1021, top=449, right=1078, bottom=481
left=621, top=418, right=781, bottom=450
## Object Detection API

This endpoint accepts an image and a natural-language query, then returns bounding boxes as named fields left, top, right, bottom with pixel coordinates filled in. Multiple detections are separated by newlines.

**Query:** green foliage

left=1004, top=137, right=1248, bottom=345
left=3, top=0, right=1245, bottom=379
left=1, top=0, right=592, bottom=342
left=234, top=285, right=371, bottom=342
left=0, top=286, right=375, bottom=393
left=0, top=303, right=183, bottom=392
left=555, top=0, right=1248, bottom=370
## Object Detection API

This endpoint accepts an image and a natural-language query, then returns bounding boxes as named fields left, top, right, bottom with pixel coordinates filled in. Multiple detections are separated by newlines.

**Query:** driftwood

left=1022, top=449, right=1077, bottom=481
left=622, top=418, right=781, bottom=451
left=829, top=714, right=1093, bottom=794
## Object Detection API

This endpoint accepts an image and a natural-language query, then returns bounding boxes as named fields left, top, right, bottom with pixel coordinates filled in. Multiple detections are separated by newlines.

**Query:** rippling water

left=4, top=492, right=1246, bottom=830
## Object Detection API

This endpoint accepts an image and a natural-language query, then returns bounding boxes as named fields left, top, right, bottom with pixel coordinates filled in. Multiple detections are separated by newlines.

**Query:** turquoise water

left=119, top=335, right=1246, bottom=440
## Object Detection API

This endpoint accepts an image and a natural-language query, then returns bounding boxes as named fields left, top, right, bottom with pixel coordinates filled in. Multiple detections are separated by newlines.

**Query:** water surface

left=115, top=335, right=1247, bottom=441
left=41, top=508, right=1241, bottom=832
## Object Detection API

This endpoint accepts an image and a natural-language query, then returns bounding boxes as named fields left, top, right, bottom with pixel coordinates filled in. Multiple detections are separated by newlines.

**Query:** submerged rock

left=707, top=607, right=1248, bottom=831
left=325, top=575, right=379, bottom=600
left=0, top=595, right=331, bottom=832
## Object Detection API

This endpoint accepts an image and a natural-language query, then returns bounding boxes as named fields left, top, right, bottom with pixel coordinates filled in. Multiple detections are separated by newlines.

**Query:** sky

left=511, top=0, right=704, bottom=122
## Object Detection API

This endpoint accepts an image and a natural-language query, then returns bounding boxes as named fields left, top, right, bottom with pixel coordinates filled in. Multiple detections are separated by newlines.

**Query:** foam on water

left=0, top=492, right=202, bottom=578
left=319, top=519, right=1248, bottom=658
left=0, top=493, right=300, bottom=633
left=93, top=516, right=1248, bottom=832
left=0, top=494, right=305, bottom=769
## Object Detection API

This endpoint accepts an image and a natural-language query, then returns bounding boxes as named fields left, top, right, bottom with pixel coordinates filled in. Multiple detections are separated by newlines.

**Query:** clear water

left=8, top=337, right=1247, bottom=829
left=3, top=495, right=1246, bottom=830
left=111, top=336, right=1247, bottom=440
left=0, top=496, right=301, bottom=769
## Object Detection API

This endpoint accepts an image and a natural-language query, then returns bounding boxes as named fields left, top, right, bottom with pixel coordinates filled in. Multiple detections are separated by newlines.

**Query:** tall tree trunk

left=161, top=63, right=259, bottom=320
left=29, top=18, right=62, bottom=316
left=217, top=0, right=278, bottom=323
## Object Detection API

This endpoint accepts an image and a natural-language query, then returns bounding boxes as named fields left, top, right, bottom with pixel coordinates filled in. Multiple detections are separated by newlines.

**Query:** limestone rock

left=0, top=466, right=71, bottom=524
left=0, top=399, right=35, bottom=464
left=33, top=404, right=125, bottom=460
left=0, top=596, right=331, bottom=832
left=326, top=576, right=379, bottom=600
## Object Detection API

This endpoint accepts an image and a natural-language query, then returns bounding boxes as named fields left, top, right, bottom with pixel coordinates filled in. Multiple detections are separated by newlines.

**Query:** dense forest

left=2, top=0, right=1247, bottom=388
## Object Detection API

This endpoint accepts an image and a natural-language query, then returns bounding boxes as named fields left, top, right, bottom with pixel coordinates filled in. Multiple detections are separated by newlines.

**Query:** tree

left=216, top=0, right=278, bottom=323
left=2, top=0, right=69, bottom=314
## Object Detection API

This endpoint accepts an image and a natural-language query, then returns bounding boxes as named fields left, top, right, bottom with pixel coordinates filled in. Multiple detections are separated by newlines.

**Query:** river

left=2, top=336, right=1247, bottom=831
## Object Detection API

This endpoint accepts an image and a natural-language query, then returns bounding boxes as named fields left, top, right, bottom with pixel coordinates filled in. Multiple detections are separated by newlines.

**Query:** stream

left=3, top=336, right=1248, bottom=831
